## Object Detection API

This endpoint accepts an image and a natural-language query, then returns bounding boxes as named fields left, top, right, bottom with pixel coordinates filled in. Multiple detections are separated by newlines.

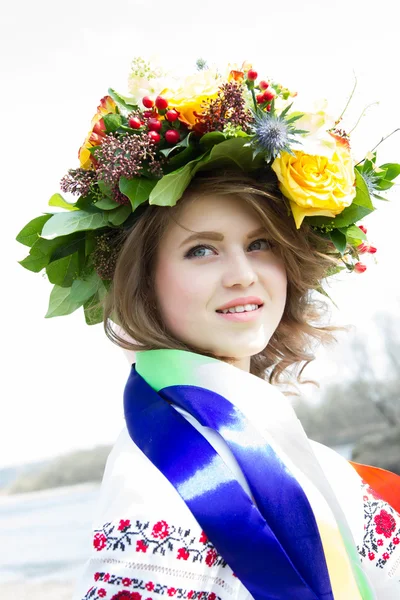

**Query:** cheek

left=263, top=260, right=287, bottom=304
left=155, top=260, right=207, bottom=326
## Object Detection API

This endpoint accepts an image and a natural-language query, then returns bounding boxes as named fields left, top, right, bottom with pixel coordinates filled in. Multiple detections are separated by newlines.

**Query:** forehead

left=173, top=193, right=263, bottom=233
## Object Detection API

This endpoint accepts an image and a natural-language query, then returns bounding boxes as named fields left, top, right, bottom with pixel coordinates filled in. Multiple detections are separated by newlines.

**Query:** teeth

left=221, top=304, right=259, bottom=314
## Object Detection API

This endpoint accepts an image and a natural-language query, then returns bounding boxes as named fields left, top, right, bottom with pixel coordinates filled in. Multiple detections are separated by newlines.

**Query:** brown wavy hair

left=104, top=169, right=341, bottom=384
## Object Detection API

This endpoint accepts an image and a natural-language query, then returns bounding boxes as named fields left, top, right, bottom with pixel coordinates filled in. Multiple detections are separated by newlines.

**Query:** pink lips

left=216, top=296, right=263, bottom=311
left=216, top=305, right=263, bottom=322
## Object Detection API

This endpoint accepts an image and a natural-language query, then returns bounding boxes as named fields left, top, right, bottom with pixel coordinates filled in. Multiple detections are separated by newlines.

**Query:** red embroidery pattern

left=92, top=518, right=226, bottom=569
left=358, top=479, right=400, bottom=568
left=82, top=572, right=222, bottom=600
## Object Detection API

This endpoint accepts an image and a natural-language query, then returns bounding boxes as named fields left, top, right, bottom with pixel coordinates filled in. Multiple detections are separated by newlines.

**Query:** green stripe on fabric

left=136, top=349, right=218, bottom=391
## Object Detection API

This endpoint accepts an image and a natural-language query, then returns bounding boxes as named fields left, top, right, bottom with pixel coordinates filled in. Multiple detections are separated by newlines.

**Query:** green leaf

left=83, top=293, right=104, bottom=325
left=18, top=233, right=84, bottom=273
left=94, top=196, right=121, bottom=210
left=166, top=145, right=200, bottom=171
left=159, top=132, right=195, bottom=158
left=46, top=252, right=80, bottom=287
left=120, top=176, right=158, bottom=211
left=49, top=232, right=86, bottom=261
left=42, top=210, right=109, bottom=238
left=45, top=285, right=83, bottom=318
left=375, top=179, right=394, bottom=191
left=103, top=113, right=122, bottom=132
left=341, top=224, right=367, bottom=243
left=70, top=271, right=103, bottom=304
left=199, top=131, right=227, bottom=149
left=200, top=137, right=264, bottom=171
left=149, top=155, right=207, bottom=207
left=74, top=194, right=96, bottom=211
left=108, top=88, right=138, bottom=110
left=308, top=203, right=374, bottom=229
left=48, top=193, right=78, bottom=211
left=85, top=232, right=96, bottom=256
left=371, top=192, right=390, bottom=201
left=329, top=229, right=347, bottom=254
left=354, top=170, right=374, bottom=209
left=108, top=204, right=132, bottom=226
left=379, top=162, right=400, bottom=181
left=16, top=214, right=53, bottom=247
left=19, top=253, right=49, bottom=273
left=97, top=180, right=112, bottom=197
left=314, top=285, right=339, bottom=309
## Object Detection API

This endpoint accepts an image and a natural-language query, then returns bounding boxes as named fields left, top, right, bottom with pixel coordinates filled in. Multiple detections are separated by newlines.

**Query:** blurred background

left=1, top=0, right=399, bottom=598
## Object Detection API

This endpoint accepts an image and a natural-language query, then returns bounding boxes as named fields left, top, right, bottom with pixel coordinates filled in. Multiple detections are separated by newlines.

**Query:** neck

left=226, top=355, right=251, bottom=373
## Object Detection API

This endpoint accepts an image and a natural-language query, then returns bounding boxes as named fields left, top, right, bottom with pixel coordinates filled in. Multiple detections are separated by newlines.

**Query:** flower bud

left=354, top=262, right=367, bottom=273
left=247, top=69, right=258, bottom=81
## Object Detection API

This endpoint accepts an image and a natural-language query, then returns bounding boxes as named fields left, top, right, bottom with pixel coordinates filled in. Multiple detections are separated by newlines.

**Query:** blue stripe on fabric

left=160, top=384, right=333, bottom=598
left=124, top=366, right=333, bottom=600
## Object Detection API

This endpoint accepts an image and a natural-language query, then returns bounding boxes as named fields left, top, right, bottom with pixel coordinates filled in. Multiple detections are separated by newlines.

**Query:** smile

left=216, top=305, right=264, bottom=322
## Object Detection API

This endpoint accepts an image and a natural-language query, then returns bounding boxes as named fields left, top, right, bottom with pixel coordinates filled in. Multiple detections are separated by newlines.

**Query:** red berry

left=128, top=116, right=142, bottom=129
left=256, top=93, right=265, bottom=104
left=367, top=245, right=377, bottom=254
left=359, top=225, right=367, bottom=234
left=259, top=80, right=269, bottom=90
left=263, top=89, right=275, bottom=102
left=247, top=69, right=258, bottom=81
left=143, top=110, right=155, bottom=118
left=155, top=96, right=168, bottom=110
left=165, top=129, right=180, bottom=144
left=148, top=118, right=162, bottom=132
left=266, top=104, right=271, bottom=112
left=148, top=131, right=160, bottom=143
left=166, top=109, right=179, bottom=122
left=142, top=96, right=154, bottom=108
left=354, top=262, right=367, bottom=273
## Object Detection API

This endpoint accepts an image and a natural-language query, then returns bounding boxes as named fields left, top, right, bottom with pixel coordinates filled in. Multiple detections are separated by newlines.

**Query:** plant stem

left=336, top=71, right=358, bottom=125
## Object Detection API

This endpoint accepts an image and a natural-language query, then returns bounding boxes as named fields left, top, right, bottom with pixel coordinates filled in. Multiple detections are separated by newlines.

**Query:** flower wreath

left=16, top=57, right=400, bottom=324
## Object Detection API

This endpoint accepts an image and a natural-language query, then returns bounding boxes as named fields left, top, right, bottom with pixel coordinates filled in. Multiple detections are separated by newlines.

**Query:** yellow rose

left=161, top=69, right=222, bottom=127
left=271, top=143, right=356, bottom=229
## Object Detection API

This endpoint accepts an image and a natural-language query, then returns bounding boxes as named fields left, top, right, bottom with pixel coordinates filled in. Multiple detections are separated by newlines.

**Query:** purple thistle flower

left=251, top=103, right=307, bottom=162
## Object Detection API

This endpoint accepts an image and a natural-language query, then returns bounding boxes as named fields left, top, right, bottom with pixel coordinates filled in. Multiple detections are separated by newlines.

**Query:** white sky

left=1, top=0, right=400, bottom=467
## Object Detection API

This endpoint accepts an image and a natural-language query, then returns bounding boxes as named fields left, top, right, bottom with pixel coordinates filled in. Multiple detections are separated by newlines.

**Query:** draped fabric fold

left=123, top=349, right=376, bottom=600
left=124, top=367, right=327, bottom=600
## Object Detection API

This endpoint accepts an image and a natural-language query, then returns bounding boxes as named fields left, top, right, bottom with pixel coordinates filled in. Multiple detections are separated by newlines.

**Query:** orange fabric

left=349, top=461, right=400, bottom=513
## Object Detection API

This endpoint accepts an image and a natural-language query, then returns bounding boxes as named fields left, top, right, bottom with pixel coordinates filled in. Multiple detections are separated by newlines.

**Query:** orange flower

left=78, top=96, right=117, bottom=170
left=228, top=70, right=245, bottom=83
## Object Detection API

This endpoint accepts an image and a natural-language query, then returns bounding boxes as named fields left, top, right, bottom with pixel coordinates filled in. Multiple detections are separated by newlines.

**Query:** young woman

left=17, top=59, right=400, bottom=599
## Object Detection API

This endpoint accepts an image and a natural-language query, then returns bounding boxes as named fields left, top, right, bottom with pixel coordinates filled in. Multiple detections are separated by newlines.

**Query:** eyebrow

left=179, top=226, right=268, bottom=248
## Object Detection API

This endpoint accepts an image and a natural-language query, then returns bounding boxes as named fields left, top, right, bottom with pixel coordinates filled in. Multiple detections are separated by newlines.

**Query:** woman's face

left=154, top=193, right=287, bottom=371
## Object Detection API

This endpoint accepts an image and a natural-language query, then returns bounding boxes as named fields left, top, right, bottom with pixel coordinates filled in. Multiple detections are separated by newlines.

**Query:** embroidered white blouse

left=72, top=395, right=400, bottom=600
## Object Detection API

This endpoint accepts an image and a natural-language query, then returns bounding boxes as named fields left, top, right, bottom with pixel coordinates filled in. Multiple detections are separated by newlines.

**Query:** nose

left=221, top=249, right=258, bottom=289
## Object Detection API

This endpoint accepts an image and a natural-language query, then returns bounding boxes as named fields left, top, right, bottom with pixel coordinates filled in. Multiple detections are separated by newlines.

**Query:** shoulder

left=310, top=440, right=400, bottom=597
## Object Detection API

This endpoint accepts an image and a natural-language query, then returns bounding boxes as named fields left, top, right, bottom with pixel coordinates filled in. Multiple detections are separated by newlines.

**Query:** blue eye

left=249, top=238, right=272, bottom=251
left=185, top=245, right=214, bottom=259
left=184, top=239, right=273, bottom=259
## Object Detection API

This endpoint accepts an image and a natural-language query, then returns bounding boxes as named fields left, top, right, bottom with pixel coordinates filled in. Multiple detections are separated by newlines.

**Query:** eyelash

left=184, top=238, right=274, bottom=259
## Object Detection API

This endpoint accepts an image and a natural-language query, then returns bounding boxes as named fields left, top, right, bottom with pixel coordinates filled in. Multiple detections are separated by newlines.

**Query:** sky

left=1, top=0, right=400, bottom=467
